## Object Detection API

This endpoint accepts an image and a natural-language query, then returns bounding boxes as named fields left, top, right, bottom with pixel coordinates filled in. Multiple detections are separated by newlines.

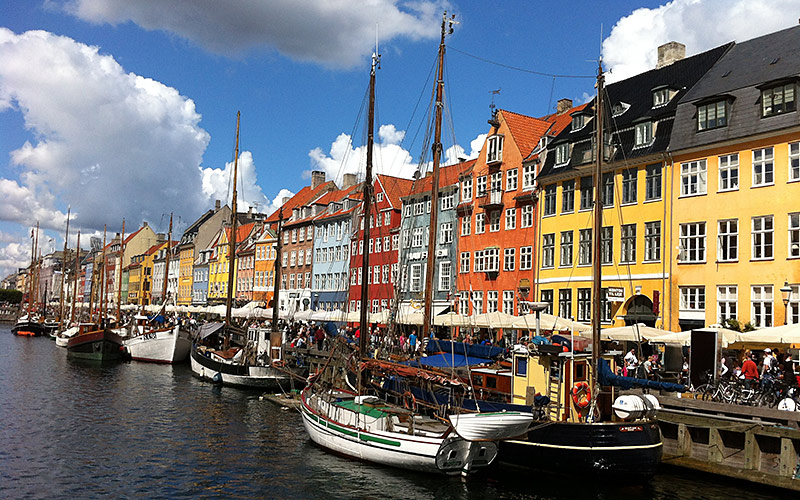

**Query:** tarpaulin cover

left=597, top=358, right=687, bottom=392
left=426, top=340, right=505, bottom=360
left=408, top=353, right=492, bottom=369
left=197, top=321, right=224, bottom=340
left=324, top=321, right=338, bottom=337
left=148, top=314, right=165, bottom=324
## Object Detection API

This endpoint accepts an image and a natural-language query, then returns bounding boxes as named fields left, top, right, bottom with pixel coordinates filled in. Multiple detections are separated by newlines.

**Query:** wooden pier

left=655, top=393, right=800, bottom=491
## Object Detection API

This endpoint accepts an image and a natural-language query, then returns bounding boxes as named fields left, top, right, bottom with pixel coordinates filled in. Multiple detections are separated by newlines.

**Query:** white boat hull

left=448, top=411, right=533, bottom=441
left=300, top=390, right=497, bottom=474
left=124, top=326, right=190, bottom=363
left=190, top=346, right=289, bottom=389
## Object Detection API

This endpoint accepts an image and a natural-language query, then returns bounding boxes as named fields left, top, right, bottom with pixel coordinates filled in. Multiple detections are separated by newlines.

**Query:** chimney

left=657, top=41, right=685, bottom=69
left=281, top=196, right=290, bottom=206
left=342, top=173, right=357, bottom=189
left=215, top=199, right=221, bottom=210
left=311, top=170, right=326, bottom=190
left=556, top=98, right=573, bottom=115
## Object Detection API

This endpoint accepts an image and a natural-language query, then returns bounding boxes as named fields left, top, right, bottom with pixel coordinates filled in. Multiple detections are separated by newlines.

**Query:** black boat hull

left=500, top=419, right=662, bottom=478
left=12, top=321, right=46, bottom=336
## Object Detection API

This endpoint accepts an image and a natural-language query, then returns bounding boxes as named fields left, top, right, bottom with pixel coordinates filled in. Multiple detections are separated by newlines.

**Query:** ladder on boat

left=547, top=359, right=562, bottom=420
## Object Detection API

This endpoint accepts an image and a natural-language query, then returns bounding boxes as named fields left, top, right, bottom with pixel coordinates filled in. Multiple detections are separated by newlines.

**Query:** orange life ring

left=571, top=381, right=591, bottom=409
left=402, top=391, right=417, bottom=412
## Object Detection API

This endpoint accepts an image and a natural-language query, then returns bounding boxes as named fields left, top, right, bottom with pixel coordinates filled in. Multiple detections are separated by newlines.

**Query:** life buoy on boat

left=402, top=391, right=417, bottom=412
left=571, top=381, right=591, bottom=409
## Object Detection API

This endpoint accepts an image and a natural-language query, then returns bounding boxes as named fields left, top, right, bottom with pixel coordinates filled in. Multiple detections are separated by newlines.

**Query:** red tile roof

left=376, top=174, right=415, bottom=209
left=407, top=159, right=476, bottom=195
left=265, top=180, right=337, bottom=223
left=499, top=109, right=552, bottom=158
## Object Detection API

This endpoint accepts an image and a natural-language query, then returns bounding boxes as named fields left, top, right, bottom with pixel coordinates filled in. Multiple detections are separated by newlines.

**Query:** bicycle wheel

left=696, top=384, right=714, bottom=401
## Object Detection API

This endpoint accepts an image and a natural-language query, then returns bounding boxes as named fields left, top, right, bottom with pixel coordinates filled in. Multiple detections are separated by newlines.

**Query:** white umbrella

left=512, top=313, right=591, bottom=333
left=369, top=309, right=391, bottom=324
left=311, top=309, right=346, bottom=322
left=472, top=311, right=517, bottom=328
left=433, top=312, right=475, bottom=327
left=600, top=323, right=673, bottom=342
left=293, top=309, right=314, bottom=321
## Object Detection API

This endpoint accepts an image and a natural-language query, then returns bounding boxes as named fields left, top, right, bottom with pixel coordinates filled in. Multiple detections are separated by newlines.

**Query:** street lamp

left=780, top=280, right=792, bottom=325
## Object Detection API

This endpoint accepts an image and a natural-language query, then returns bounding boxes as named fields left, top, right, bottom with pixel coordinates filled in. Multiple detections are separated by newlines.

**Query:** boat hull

left=190, top=346, right=289, bottom=389
left=448, top=411, right=533, bottom=441
left=66, top=329, right=125, bottom=361
left=125, top=326, right=190, bottom=364
left=12, top=320, right=46, bottom=336
left=500, top=419, right=663, bottom=478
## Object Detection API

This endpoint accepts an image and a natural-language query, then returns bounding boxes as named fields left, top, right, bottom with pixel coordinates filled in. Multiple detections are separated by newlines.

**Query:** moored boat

left=66, top=324, right=125, bottom=361
left=125, top=323, right=190, bottom=364
left=12, top=316, right=46, bottom=336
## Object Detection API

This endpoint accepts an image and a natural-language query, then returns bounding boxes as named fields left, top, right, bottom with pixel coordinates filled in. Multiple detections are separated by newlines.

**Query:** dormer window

left=537, top=135, right=550, bottom=152
left=487, top=135, right=504, bottom=164
left=697, top=100, right=728, bottom=131
left=376, top=192, right=384, bottom=203
left=652, top=88, right=671, bottom=107
left=761, top=82, right=796, bottom=117
left=634, top=121, right=653, bottom=147
left=611, top=102, right=630, bottom=117
left=571, top=114, right=586, bottom=131
left=555, top=143, right=570, bottom=166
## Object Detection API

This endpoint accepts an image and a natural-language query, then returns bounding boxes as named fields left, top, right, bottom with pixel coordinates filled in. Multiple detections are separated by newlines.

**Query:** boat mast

left=271, top=208, right=283, bottom=332
left=116, top=219, right=125, bottom=323
left=71, top=230, right=81, bottom=324
left=27, top=223, right=36, bottom=317
left=422, top=13, right=454, bottom=338
left=100, top=225, right=107, bottom=327
left=591, top=59, right=605, bottom=401
left=58, top=207, right=71, bottom=330
left=162, top=213, right=173, bottom=305
left=358, top=46, right=379, bottom=362
left=224, top=111, right=241, bottom=350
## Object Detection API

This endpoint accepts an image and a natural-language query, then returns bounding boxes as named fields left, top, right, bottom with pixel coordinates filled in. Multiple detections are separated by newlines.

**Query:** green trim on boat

left=333, top=400, right=390, bottom=419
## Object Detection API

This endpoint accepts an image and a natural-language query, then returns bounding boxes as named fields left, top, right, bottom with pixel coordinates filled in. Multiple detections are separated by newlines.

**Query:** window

left=653, top=88, right=669, bottom=107
left=461, top=215, right=471, bottom=236
left=761, top=82, right=796, bottom=117
left=376, top=192, right=384, bottom=203
left=717, top=219, right=739, bottom=262
left=505, top=208, right=516, bottom=230
left=522, top=164, right=535, bottom=189
left=487, top=135, right=504, bottom=163
left=503, top=290, right=514, bottom=315
left=634, top=121, right=653, bottom=147
left=383, top=236, right=390, bottom=253
left=290, top=251, right=296, bottom=267
left=440, top=222, right=453, bottom=244
left=392, top=234, right=399, bottom=250
left=461, top=177, right=473, bottom=201
left=403, top=204, right=412, bottom=218
left=504, top=247, right=515, bottom=271
left=401, top=230, right=410, bottom=248
left=560, top=231, right=573, bottom=267
left=458, top=295, right=470, bottom=315
left=441, top=192, right=455, bottom=211
left=487, top=291, right=499, bottom=313
left=541, top=233, right=554, bottom=269
left=291, top=229, right=297, bottom=243
left=790, top=142, right=800, bottom=181
left=368, top=239, right=373, bottom=254
left=385, top=212, right=391, bottom=226
left=414, top=200, right=424, bottom=215
left=561, top=180, right=574, bottom=213
left=645, top=163, right=661, bottom=201
left=577, top=289, right=591, bottom=322
left=540, top=290, right=553, bottom=314
left=520, top=246, right=533, bottom=270
left=460, top=252, right=470, bottom=273
left=789, top=285, right=800, bottom=325
left=558, top=289, right=572, bottom=319
left=753, top=147, right=774, bottom=186
left=599, top=288, right=612, bottom=323
left=472, top=291, right=483, bottom=314
left=578, top=229, right=592, bottom=266
left=579, top=176, right=593, bottom=210
left=602, top=173, right=614, bottom=207
left=555, top=143, right=569, bottom=165
left=621, top=168, right=637, bottom=204
left=752, top=215, right=773, bottom=260
left=412, top=227, right=424, bottom=247
left=751, top=285, right=773, bottom=327
left=601, top=227, right=613, bottom=265
left=679, top=222, right=706, bottom=263
left=476, top=176, right=487, bottom=197
left=697, top=100, right=727, bottom=130
left=717, top=285, right=738, bottom=323
left=543, top=185, right=556, bottom=216
left=374, top=238, right=381, bottom=253
left=681, top=160, right=707, bottom=196
left=644, top=221, right=661, bottom=262
left=621, top=224, right=636, bottom=264
left=410, top=264, right=423, bottom=292
left=571, top=113, right=586, bottom=130
left=289, top=273, right=295, bottom=289
left=521, top=205, right=533, bottom=228
left=475, top=213, right=485, bottom=234
left=790, top=213, right=800, bottom=258
left=439, top=261, right=451, bottom=291
left=489, top=211, right=501, bottom=232
left=483, top=248, right=500, bottom=272
left=474, top=250, right=484, bottom=272
left=680, top=286, right=705, bottom=312
left=506, top=168, right=518, bottom=191
left=718, top=154, right=739, bottom=191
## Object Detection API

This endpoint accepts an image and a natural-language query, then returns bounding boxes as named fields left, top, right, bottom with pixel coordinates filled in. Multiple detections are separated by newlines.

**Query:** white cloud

left=200, top=150, right=272, bottom=213
left=64, top=0, right=446, bottom=68
left=267, top=188, right=296, bottom=215
left=602, top=0, right=800, bottom=82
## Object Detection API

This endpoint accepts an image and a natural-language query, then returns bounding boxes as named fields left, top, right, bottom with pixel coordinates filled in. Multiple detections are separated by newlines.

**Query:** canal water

left=0, top=326, right=791, bottom=499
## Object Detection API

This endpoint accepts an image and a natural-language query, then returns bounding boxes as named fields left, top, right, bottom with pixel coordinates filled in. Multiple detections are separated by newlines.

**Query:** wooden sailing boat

left=499, top=60, right=664, bottom=478
left=189, top=112, right=290, bottom=387
left=125, top=214, right=192, bottom=363
left=13, top=221, right=46, bottom=336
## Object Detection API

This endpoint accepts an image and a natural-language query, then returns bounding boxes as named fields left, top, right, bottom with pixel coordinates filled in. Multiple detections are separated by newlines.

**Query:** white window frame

left=489, top=211, right=501, bottom=232
left=505, top=208, right=516, bottom=230
left=441, top=192, right=455, bottom=211
left=790, top=212, right=800, bottom=258
left=520, top=246, right=532, bottom=271
left=475, top=213, right=485, bottom=234
left=620, top=224, right=636, bottom=264
left=506, top=168, right=518, bottom=191
left=521, top=205, right=533, bottom=228
left=753, top=147, right=774, bottom=187
left=460, top=252, right=470, bottom=274
left=790, top=142, right=800, bottom=182
left=504, top=247, right=515, bottom=272
left=717, top=285, right=738, bottom=323
left=680, top=286, right=705, bottom=313
left=718, top=153, right=739, bottom=192
left=541, top=234, right=554, bottom=269
left=555, top=143, right=569, bottom=166
left=461, top=177, right=472, bottom=201
left=751, top=215, right=774, bottom=260
left=644, top=221, right=661, bottom=263
left=751, top=285, right=773, bottom=328
left=461, top=215, right=471, bottom=236
left=522, top=164, right=535, bottom=189
left=440, top=222, right=453, bottom=244
left=438, top=261, right=451, bottom=292
left=680, top=159, right=707, bottom=197
left=679, top=222, right=706, bottom=263
left=487, top=135, right=504, bottom=164
left=717, top=219, right=738, bottom=262
left=503, top=290, right=515, bottom=315
left=487, top=290, right=499, bottom=313
left=560, top=231, right=573, bottom=267
left=634, top=121, right=653, bottom=147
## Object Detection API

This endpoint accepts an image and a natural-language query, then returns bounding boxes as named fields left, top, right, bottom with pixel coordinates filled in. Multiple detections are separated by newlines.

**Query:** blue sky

left=1, top=0, right=798, bottom=278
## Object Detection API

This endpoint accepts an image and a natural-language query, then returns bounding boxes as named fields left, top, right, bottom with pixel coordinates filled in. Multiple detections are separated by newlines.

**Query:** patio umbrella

left=472, top=311, right=517, bottom=328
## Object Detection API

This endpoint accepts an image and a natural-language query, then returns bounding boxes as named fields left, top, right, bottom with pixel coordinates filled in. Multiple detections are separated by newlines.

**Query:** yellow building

left=666, top=26, right=800, bottom=330
left=253, top=227, right=278, bottom=307
left=206, top=228, right=229, bottom=304
left=532, top=43, right=729, bottom=329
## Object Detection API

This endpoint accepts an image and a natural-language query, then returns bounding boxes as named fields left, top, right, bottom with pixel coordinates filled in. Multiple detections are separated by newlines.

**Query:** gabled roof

left=404, top=159, right=476, bottom=197
left=265, top=180, right=337, bottom=224
left=376, top=174, right=415, bottom=209
left=499, top=109, right=552, bottom=158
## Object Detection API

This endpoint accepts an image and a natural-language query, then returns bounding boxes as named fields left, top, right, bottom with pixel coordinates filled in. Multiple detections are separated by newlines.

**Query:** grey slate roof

left=671, top=25, right=800, bottom=152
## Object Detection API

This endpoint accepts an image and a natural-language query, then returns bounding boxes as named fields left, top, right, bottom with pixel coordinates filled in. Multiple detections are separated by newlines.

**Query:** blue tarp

left=597, top=358, right=688, bottom=392
left=407, top=353, right=492, bottom=369
left=381, top=376, right=531, bottom=413
left=426, top=340, right=505, bottom=360
left=148, top=314, right=165, bottom=323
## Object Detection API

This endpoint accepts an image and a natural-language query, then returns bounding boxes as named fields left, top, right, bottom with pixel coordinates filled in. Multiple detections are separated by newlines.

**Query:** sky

left=1, top=0, right=798, bottom=279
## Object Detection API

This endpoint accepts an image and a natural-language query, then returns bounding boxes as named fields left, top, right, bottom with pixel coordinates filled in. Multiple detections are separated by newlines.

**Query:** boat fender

left=571, top=381, right=591, bottom=409
left=212, top=372, right=223, bottom=384
left=403, top=391, right=417, bottom=412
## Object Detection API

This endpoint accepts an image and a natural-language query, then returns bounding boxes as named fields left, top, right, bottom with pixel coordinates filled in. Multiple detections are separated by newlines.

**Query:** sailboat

left=301, top=14, right=525, bottom=475
left=189, top=112, right=290, bottom=388
left=13, top=221, right=45, bottom=336
left=124, top=215, right=191, bottom=363
left=498, top=60, right=665, bottom=478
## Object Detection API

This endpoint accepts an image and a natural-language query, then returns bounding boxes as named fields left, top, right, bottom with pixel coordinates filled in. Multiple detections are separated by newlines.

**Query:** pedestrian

left=314, top=325, right=324, bottom=350
left=741, top=353, right=759, bottom=387
left=408, top=329, right=418, bottom=353
left=624, top=348, right=638, bottom=375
